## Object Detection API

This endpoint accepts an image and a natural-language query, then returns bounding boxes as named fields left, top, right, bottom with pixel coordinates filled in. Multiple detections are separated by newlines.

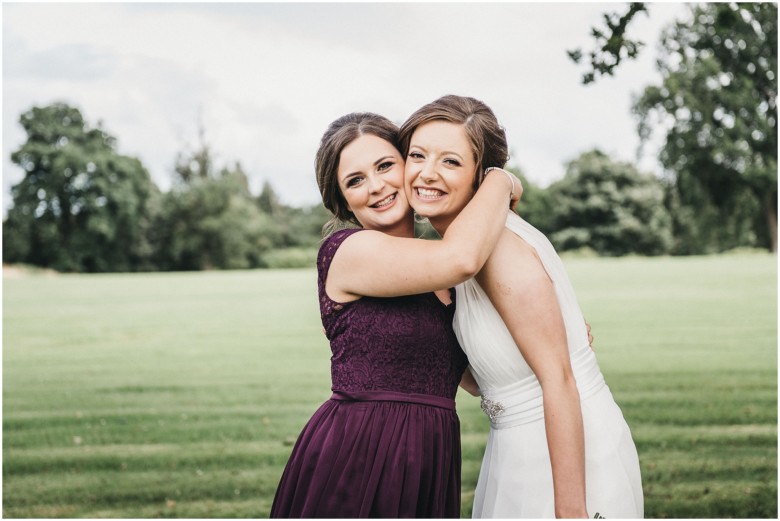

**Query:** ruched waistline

left=330, top=389, right=456, bottom=411
left=480, top=345, right=605, bottom=429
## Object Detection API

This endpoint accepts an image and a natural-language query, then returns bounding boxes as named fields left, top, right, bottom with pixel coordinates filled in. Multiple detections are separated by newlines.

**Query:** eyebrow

left=409, top=144, right=464, bottom=161
left=373, top=155, right=394, bottom=166
left=342, top=155, right=395, bottom=183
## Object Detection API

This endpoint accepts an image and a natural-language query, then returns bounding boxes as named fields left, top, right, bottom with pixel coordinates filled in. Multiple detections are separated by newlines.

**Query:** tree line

left=570, top=2, right=776, bottom=253
left=3, top=3, right=776, bottom=272
left=3, top=103, right=329, bottom=272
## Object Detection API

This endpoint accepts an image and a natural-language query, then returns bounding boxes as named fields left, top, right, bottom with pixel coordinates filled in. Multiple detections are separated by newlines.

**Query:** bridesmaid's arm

left=476, top=229, right=588, bottom=519
left=328, top=170, right=520, bottom=300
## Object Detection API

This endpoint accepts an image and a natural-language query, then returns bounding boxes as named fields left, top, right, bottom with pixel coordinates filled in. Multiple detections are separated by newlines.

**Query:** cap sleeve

left=317, top=228, right=365, bottom=315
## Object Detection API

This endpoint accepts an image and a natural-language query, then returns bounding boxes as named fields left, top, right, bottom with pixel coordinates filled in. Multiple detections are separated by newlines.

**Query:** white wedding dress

left=454, top=212, right=643, bottom=518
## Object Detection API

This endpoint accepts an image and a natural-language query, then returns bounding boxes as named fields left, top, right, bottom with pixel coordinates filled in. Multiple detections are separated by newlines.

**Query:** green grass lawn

left=3, top=254, right=777, bottom=518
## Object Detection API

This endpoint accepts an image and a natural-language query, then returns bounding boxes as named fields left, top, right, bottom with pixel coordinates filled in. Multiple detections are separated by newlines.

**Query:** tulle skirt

left=270, top=390, right=462, bottom=518
left=473, top=384, right=643, bottom=518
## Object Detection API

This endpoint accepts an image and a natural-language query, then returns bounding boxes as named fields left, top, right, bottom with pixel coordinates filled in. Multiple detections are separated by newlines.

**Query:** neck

left=371, top=213, right=416, bottom=238
left=429, top=215, right=455, bottom=237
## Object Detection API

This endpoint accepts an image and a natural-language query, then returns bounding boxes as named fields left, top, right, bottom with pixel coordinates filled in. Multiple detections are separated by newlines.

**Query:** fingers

left=585, top=321, right=594, bottom=348
left=509, top=173, right=523, bottom=210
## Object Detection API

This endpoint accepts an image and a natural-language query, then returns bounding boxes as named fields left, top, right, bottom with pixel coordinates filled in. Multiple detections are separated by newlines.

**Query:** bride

left=398, top=95, right=644, bottom=518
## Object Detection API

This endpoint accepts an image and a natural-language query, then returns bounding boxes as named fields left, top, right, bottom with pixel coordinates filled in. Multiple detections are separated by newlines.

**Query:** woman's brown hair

left=398, top=95, right=509, bottom=190
left=315, top=112, right=400, bottom=237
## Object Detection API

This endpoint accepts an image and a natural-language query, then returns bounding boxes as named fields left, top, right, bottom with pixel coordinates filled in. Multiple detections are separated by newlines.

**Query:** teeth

left=373, top=194, right=395, bottom=207
left=417, top=188, right=444, bottom=199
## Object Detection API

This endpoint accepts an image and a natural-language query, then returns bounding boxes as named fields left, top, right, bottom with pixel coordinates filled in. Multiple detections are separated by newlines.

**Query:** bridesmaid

left=270, top=112, right=520, bottom=518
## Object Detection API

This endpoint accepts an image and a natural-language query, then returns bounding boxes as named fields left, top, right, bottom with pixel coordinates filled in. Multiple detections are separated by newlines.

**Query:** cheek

left=403, top=168, right=416, bottom=194
left=339, top=188, right=358, bottom=213
left=403, top=160, right=414, bottom=178
left=452, top=180, right=476, bottom=208
left=404, top=165, right=418, bottom=189
left=388, top=167, right=405, bottom=188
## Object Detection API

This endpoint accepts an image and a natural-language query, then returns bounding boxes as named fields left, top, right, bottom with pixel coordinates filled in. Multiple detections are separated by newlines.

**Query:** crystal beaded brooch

left=480, top=396, right=505, bottom=422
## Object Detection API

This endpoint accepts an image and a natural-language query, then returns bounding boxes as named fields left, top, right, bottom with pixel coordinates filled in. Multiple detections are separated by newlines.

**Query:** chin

left=410, top=204, right=437, bottom=217
left=417, top=208, right=448, bottom=221
left=383, top=209, right=412, bottom=226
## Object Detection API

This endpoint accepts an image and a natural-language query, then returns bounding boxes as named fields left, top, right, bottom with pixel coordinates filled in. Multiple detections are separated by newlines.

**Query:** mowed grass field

left=3, top=253, right=777, bottom=518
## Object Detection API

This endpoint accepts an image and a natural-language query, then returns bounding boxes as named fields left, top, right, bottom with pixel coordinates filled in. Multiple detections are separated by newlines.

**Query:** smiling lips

left=415, top=187, right=446, bottom=200
left=370, top=193, right=396, bottom=209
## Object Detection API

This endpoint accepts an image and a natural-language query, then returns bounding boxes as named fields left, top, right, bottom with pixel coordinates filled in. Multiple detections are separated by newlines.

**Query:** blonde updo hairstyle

left=398, top=95, right=509, bottom=191
left=315, top=112, right=401, bottom=237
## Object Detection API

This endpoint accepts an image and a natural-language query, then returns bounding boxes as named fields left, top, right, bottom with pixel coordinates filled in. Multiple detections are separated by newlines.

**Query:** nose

left=367, top=172, right=385, bottom=193
left=419, top=161, right=437, bottom=182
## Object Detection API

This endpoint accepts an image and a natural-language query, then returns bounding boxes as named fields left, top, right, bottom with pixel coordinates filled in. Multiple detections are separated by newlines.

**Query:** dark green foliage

left=634, top=2, right=777, bottom=252
left=257, top=182, right=331, bottom=249
left=568, top=2, right=648, bottom=84
left=662, top=173, right=765, bottom=255
left=257, top=180, right=283, bottom=217
left=4, top=103, right=160, bottom=272
left=3, top=103, right=334, bottom=273
left=506, top=166, right=556, bottom=235
left=545, top=150, right=673, bottom=255
left=152, top=144, right=277, bottom=270
left=152, top=142, right=332, bottom=271
left=279, top=203, right=333, bottom=249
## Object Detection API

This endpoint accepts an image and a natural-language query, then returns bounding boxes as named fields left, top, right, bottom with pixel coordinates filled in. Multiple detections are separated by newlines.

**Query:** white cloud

left=3, top=2, right=690, bottom=213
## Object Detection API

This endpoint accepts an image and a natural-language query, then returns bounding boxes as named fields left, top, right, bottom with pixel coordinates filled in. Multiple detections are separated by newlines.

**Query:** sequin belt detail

left=330, top=389, right=456, bottom=411
left=479, top=345, right=606, bottom=429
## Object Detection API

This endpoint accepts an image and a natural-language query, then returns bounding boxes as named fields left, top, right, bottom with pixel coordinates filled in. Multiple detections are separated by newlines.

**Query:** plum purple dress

left=270, top=229, right=469, bottom=518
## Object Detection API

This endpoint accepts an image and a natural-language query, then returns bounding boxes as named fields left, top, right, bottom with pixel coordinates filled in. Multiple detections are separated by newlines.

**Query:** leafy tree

left=153, top=145, right=277, bottom=270
left=256, top=181, right=332, bottom=248
left=173, top=126, right=214, bottom=186
left=257, top=180, right=282, bottom=216
left=4, top=103, right=159, bottom=271
left=568, top=2, right=648, bottom=84
left=634, top=2, right=777, bottom=252
left=506, top=166, right=556, bottom=235
left=546, top=150, right=673, bottom=256
left=661, top=172, right=764, bottom=255
left=278, top=203, right=331, bottom=248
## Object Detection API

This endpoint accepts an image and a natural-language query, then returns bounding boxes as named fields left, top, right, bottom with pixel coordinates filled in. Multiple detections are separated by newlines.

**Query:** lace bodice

left=317, top=229, right=468, bottom=398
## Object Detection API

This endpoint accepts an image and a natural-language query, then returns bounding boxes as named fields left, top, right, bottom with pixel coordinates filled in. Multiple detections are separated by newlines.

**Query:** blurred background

left=4, top=2, right=775, bottom=270
left=3, top=2, right=777, bottom=519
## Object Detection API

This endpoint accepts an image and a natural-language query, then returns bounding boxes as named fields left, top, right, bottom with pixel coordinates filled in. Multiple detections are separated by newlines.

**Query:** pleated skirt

left=270, top=390, right=462, bottom=518
left=472, top=384, right=643, bottom=518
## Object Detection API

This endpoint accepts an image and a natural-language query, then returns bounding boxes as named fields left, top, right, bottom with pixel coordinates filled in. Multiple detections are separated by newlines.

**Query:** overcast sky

left=3, top=1, right=692, bottom=213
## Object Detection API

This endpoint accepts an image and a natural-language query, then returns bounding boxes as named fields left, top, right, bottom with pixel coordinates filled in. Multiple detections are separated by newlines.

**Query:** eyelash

left=346, top=161, right=394, bottom=188
left=409, top=152, right=460, bottom=167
